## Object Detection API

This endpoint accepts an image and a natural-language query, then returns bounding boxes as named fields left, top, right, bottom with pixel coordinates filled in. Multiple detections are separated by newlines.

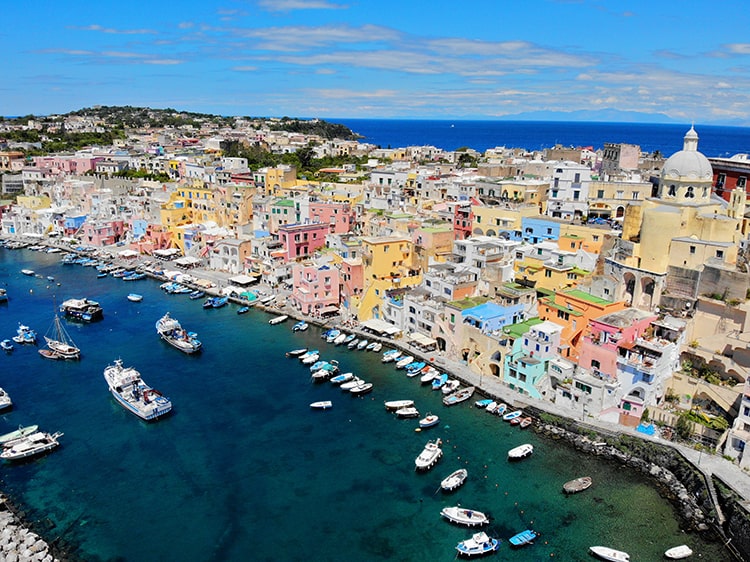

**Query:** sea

left=333, top=118, right=750, bottom=158
left=0, top=247, right=734, bottom=561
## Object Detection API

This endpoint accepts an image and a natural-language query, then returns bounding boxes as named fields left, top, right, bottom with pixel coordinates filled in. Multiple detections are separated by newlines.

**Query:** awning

left=118, top=249, right=139, bottom=258
left=174, top=256, right=201, bottom=267
left=228, top=274, right=257, bottom=286
left=361, top=318, right=401, bottom=336
left=408, top=332, right=437, bottom=348
left=319, top=305, right=339, bottom=315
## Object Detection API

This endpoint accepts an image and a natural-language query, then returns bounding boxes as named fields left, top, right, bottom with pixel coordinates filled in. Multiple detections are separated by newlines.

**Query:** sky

left=4, top=0, right=750, bottom=125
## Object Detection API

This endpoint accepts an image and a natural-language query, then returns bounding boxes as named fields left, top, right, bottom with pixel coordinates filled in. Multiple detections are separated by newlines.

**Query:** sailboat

left=41, top=313, right=81, bottom=360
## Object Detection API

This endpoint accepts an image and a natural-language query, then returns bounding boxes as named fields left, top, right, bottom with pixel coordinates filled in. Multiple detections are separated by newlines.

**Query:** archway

left=623, top=272, right=636, bottom=305
left=615, top=206, right=625, bottom=218
left=639, top=277, right=655, bottom=309
left=473, top=227, right=484, bottom=235
left=436, top=337, right=446, bottom=352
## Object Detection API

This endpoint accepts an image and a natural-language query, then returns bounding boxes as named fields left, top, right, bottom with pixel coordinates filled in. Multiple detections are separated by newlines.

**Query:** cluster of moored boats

left=0, top=425, right=63, bottom=462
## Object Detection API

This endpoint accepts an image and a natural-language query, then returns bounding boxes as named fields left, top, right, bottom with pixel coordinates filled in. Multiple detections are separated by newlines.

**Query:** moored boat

left=384, top=399, right=414, bottom=411
left=432, top=374, right=448, bottom=390
left=325, top=329, right=341, bottom=343
left=441, top=468, right=468, bottom=492
left=333, top=333, right=347, bottom=345
left=508, top=443, right=534, bottom=460
left=356, top=339, right=369, bottom=350
left=60, top=297, right=103, bottom=322
left=519, top=416, right=533, bottom=429
left=330, top=372, right=354, bottom=385
left=0, top=387, right=12, bottom=411
left=0, top=340, right=13, bottom=353
left=395, top=406, right=419, bottom=418
left=563, top=476, right=592, bottom=494
left=443, top=386, right=475, bottom=406
left=589, top=546, right=630, bottom=561
left=503, top=410, right=523, bottom=422
left=44, top=314, right=80, bottom=359
left=441, top=379, right=460, bottom=395
left=347, top=338, right=360, bottom=350
left=237, top=306, right=250, bottom=315
left=103, top=359, right=172, bottom=421
left=340, top=377, right=364, bottom=391
left=370, top=342, right=382, bottom=352
left=664, top=545, right=693, bottom=559
left=301, top=352, right=321, bottom=365
left=12, top=323, right=36, bottom=344
left=127, top=293, right=143, bottom=302
left=1, top=431, right=63, bottom=461
left=414, top=438, right=442, bottom=471
left=381, top=349, right=402, bottom=362
left=455, top=532, right=499, bottom=558
left=310, top=401, right=333, bottom=410
left=475, top=398, right=493, bottom=409
left=349, top=381, right=373, bottom=395
left=269, top=314, right=289, bottom=325
left=440, top=506, right=489, bottom=527
left=418, top=414, right=440, bottom=429
left=286, top=348, right=308, bottom=358
left=395, top=355, right=415, bottom=369
left=155, top=313, right=202, bottom=354
left=292, top=321, right=309, bottom=332
left=509, top=529, right=538, bottom=548
left=0, top=425, right=39, bottom=446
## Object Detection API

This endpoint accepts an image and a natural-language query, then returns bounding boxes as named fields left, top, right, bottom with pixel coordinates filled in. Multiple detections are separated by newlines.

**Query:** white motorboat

left=347, top=338, right=360, bottom=350
left=381, top=349, right=402, bottom=363
left=441, top=468, right=468, bottom=492
left=441, top=379, right=460, bottom=395
left=664, top=545, right=693, bottom=560
left=21, top=269, right=35, bottom=276
left=508, top=443, right=534, bottom=460
left=156, top=313, right=202, bottom=354
left=286, top=348, right=308, bottom=358
left=330, top=372, right=354, bottom=385
left=0, top=340, right=12, bottom=353
left=589, top=546, right=630, bottom=561
left=12, top=324, right=36, bottom=345
left=418, top=414, right=440, bottom=429
left=384, top=399, right=414, bottom=411
left=349, top=382, right=373, bottom=395
left=325, top=329, right=341, bottom=343
left=443, top=386, right=475, bottom=406
left=0, top=425, right=39, bottom=446
left=563, top=476, right=593, bottom=494
left=127, top=293, right=143, bottom=302
left=1, top=431, right=63, bottom=461
left=297, top=349, right=318, bottom=362
left=356, top=339, right=369, bottom=350
left=485, top=401, right=499, bottom=414
left=340, top=377, right=364, bottom=390
left=301, top=352, right=321, bottom=365
left=333, top=333, right=348, bottom=345
left=440, top=506, right=489, bottom=527
left=104, top=359, right=172, bottom=421
left=395, top=355, right=414, bottom=369
left=310, top=401, right=333, bottom=410
left=395, top=406, right=419, bottom=418
left=292, top=321, right=309, bottom=332
left=414, top=438, right=442, bottom=471
left=455, top=531, right=499, bottom=557
left=0, top=387, right=12, bottom=411
left=269, top=314, right=289, bottom=325
left=503, top=410, right=523, bottom=422
left=420, top=367, right=439, bottom=384
left=370, top=342, right=382, bottom=352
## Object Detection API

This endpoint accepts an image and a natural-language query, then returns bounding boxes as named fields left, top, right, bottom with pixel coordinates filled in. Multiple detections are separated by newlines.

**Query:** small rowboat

left=310, top=401, right=332, bottom=410
left=664, top=545, right=693, bottom=560
left=441, top=468, right=468, bottom=492
left=519, top=416, right=533, bottom=429
left=563, top=476, right=592, bottom=494
left=419, top=414, right=440, bottom=429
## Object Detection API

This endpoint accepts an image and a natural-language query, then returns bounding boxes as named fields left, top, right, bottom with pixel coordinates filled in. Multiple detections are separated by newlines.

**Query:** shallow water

left=0, top=248, right=732, bottom=561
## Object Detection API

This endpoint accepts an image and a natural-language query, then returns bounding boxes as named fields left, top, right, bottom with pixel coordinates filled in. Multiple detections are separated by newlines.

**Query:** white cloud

left=257, top=0, right=347, bottom=11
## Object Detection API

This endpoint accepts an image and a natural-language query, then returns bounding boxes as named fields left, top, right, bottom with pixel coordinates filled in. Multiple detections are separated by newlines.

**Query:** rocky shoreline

left=0, top=494, right=61, bottom=562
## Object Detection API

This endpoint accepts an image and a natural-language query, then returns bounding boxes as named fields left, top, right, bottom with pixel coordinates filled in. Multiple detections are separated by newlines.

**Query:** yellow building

left=255, top=165, right=298, bottom=196
left=558, top=223, right=608, bottom=254
left=214, top=184, right=256, bottom=230
left=16, top=194, right=51, bottom=210
left=515, top=253, right=590, bottom=292
left=471, top=205, right=540, bottom=237
left=357, top=236, right=422, bottom=320
left=159, top=183, right=217, bottom=252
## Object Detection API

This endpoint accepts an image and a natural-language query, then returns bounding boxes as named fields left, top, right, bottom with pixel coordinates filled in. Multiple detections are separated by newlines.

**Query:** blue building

left=520, top=217, right=560, bottom=244
left=462, top=301, right=525, bottom=335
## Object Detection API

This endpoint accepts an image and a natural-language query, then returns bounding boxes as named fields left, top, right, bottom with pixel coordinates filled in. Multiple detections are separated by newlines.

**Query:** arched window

left=686, top=186, right=695, bottom=199
left=667, top=184, right=676, bottom=197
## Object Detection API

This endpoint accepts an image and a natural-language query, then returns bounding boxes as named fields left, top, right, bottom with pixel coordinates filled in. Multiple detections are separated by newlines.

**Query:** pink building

left=578, top=308, right=657, bottom=381
left=278, top=222, right=329, bottom=262
left=340, top=257, right=364, bottom=308
left=290, top=262, right=341, bottom=315
left=32, top=155, right=102, bottom=175
left=80, top=219, right=126, bottom=246
left=309, top=202, right=355, bottom=234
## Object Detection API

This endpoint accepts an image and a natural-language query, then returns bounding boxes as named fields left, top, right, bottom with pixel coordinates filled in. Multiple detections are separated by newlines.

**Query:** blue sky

left=4, top=0, right=750, bottom=124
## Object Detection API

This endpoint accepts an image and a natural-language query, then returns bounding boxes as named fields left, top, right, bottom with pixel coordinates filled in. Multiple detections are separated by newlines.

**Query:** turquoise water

left=0, top=248, right=732, bottom=561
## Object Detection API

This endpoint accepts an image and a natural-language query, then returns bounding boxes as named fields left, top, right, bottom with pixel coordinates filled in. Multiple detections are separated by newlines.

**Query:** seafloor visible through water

left=0, top=248, right=734, bottom=561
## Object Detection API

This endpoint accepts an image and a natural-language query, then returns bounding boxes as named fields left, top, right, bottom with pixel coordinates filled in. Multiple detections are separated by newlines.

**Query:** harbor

left=0, top=242, right=739, bottom=561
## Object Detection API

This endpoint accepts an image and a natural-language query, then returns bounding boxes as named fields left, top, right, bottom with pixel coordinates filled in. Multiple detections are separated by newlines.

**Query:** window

left=686, top=186, right=695, bottom=198
left=551, top=189, right=559, bottom=198
left=545, top=269, right=552, bottom=278
left=668, top=185, right=676, bottom=197
left=616, top=190, right=624, bottom=199
left=547, top=228, right=553, bottom=234
left=450, top=314, right=455, bottom=323
left=573, top=191, right=580, bottom=201
left=689, top=246, right=696, bottom=254
left=597, top=190, right=605, bottom=198
left=593, top=235, right=599, bottom=242
left=716, top=250, right=724, bottom=259
left=632, top=191, right=639, bottom=200
left=591, top=359, right=601, bottom=369
left=717, top=173, right=726, bottom=187
left=739, top=176, right=747, bottom=189
left=567, top=273, right=577, bottom=280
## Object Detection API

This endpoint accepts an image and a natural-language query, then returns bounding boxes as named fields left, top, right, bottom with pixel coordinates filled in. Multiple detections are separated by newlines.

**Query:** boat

left=0, top=425, right=39, bottom=446
left=510, top=416, right=522, bottom=426
left=292, top=321, right=309, bottom=332
left=440, top=506, right=489, bottom=527
left=381, top=349, right=402, bottom=362
left=1, top=431, right=63, bottom=461
left=96, top=272, right=107, bottom=279
left=237, top=306, right=250, bottom=315
left=406, top=362, right=426, bottom=376
left=343, top=333, right=356, bottom=344
left=0, top=340, right=13, bottom=352
left=665, top=545, right=693, bottom=559
left=441, top=468, right=468, bottom=492
left=127, top=293, right=143, bottom=302
left=508, top=443, right=534, bottom=460
left=38, top=349, right=63, bottom=360
left=103, top=359, right=172, bottom=421
left=333, top=333, right=347, bottom=345
left=21, top=269, right=34, bottom=276
left=311, top=361, right=339, bottom=382
left=43, top=314, right=81, bottom=359
left=260, top=294, right=276, bottom=305
left=414, top=438, right=442, bottom=471
left=269, top=314, right=289, bottom=325
left=0, top=387, right=12, bottom=410
left=155, top=313, right=202, bottom=354
left=189, top=290, right=205, bottom=300
left=519, top=416, right=533, bottom=429
left=395, top=355, right=415, bottom=369
left=384, top=399, right=414, bottom=411
left=325, top=329, right=341, bottom=343
left=485, top=402, right=499, bottom=414
left=508, top=529, right=538, bottom=547
left=441, top=379, right=460, bottom=395
left=418, top=414, right=440, bottom=429
left=356, top=339, right=369, bottom=350
left=349, top=382, right=373, bottom=395
left=443, top=386, right=476, bottom=406
left=589, top=546, right=630, bottom=561
left=123, top=272, right=146, bottom=281
left=495, top=403, right=507, bottom=416
left=503, top=410, right=523, bottom=422
left=347, top=338, right=360, bottom=350
left=432, top=374, right=448, bottom=390
left=475, top=399, right=493, bottom=409
left=420, top=367, right=440, bottom=384
left=370, top=342, right=382, bottom=352
left=211, top=296, right=228, bottom=308
left=340, top=377, right=364, bottom=390
left=563, top=476, right=592, bottom=494
left=0, top=288, right=7, bottom=303
left=286, top=348, right=308, bottom=358
left=395, top=406, right=419, bottom=418
left=455, top=531, right=500, bottom=558
left=59, top=297, right=103, bottom=322
left=310, top=401, right=333, bottom=410
left=301, top=352, right=321, bottom=365
left=330, top=372, right=354, bottom=385
left=365, top=341, right=378, bottom=351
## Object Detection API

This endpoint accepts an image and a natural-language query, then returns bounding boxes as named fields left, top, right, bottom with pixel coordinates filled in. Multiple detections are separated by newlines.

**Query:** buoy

left=415, top=428, right=421, bottom=432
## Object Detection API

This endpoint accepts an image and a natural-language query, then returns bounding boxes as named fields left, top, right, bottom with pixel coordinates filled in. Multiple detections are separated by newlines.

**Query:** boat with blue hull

left=155, top=313, right=202, bottom=354
left=455, top=532, right=500, bottom=557
left=509, top=529, right=537, bottom=548
left=103, top=359, right=172, bottom=421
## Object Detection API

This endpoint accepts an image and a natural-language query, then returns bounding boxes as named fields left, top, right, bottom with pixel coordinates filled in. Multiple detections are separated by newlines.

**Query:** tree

left=675, top=413, right=693, bottom=440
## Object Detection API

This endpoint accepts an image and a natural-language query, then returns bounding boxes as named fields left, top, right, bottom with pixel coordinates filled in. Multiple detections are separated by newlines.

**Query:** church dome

left=660, top=126, right=713, bottom=182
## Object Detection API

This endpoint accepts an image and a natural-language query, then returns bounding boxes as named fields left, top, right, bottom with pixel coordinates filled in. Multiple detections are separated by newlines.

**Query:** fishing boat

left=508, top=444, right=534, bottom=460
left=310, top=401, right=333, bottom=410
left=349, top=381, right=373, bottom=395
left=155, top=313, right=202, bottom=354
left=311, top=362, right=340, bottom=382
left=440, top=506, right=489, bottom=527
left=395, top=355, right=414, bottom=369
left=432, top=374, right=448, bottom=390
left=127, top=293, right=143, bottom=302
left=418, top=414, right=440, bottom=429
left=330, top=372, right=354, bottom=385
left=43, top=313, right=81, bottom=359
left=441, top=468, right=468, bottom=492
left=414, top=438, right=442, bottom=471
left=381, top=349, right=402, bottom=362
left=0, top=387, right=12, bottom=411
left=395, top=406, right=419, bottom=418
left=292, top=321, right=309, bottom=332
left=59, top=297, right=103, bottom=322
left=664, top=545, right=693, bottom=559
left=405, top=362, right=426, bottom=377
left=21, top=269, right=34, bottom=276
left=455, top=532, right=500, bottom=558
left=286, top=348, right=308, bottom=358
left=12, top=324, right=36, bottom=344
left=365, top=341, right=378, bottom=351
left=211, top=296, right=229, bottom=308
left=519, top=416, right=533, bottom=429
left=1, top=431, right=63, bottom=461
left=0, top=340, right=13, bottom=353
left=269, top=314, right=289, bottom=325
left=509, top=529, right=538, bottom=548
left=589, top=546, right=630, bottom=561
left=103, top=359, right=172, bottom=421
left=384, top=399, right=414, bottom=411
left=563, top=476, right=592, bottom=494
left=503, top=410, right=523, bottom=422
left=443, top=386, right=475, bottom=406
left=0, top=425, right=39, bottom=446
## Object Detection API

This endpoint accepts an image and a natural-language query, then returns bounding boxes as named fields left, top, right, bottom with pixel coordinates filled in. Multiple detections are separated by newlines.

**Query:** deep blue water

left=333, top=118, right=750, bottom=158
left=0, top=248, right=733, bottom=561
